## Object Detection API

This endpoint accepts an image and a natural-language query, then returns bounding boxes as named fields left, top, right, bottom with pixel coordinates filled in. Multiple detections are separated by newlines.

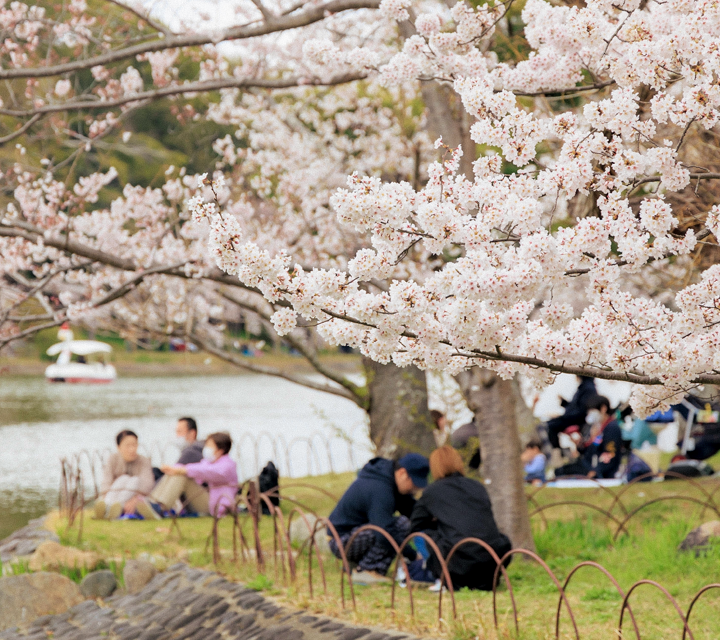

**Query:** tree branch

left=0, top=319, right=65, bottom=351
left=0, top=72, right=369, bottom=117
left=315, top=307, right=720, bottom=387
left=220, top=288, right=367, bottom=407
left=0, top=114, right=43, bottom=145
left=89, top=261, right=190, bottom=306
left=563, top=228, right=713, bottom=276
left=189, top=332, right=359, bottom=402
left=0, top=0, right=381, bottom=80
left=101, top=0, right=171, bottom=36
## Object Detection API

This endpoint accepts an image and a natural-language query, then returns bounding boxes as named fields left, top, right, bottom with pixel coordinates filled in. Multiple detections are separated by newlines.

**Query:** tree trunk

left=454, top=367, right=535, bottom=551
left=398, top=19, right=475, bottom=179
left=363, top=358, right=436, bottom=458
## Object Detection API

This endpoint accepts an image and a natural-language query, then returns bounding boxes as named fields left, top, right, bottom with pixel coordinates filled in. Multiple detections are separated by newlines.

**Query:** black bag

left=666, top=459, right=714, bottom=478
left=258, top=461, right=280, bottom=515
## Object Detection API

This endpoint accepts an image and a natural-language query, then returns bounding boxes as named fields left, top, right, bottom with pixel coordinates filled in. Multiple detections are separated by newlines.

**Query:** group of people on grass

left=95, top=418, right=238, bottom=521
left=528, top=381, right=623, bottom=483
left=95, top=418, right=514, bottom=592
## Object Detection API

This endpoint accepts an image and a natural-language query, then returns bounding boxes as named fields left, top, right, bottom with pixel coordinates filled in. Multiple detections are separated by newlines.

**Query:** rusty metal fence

left=58, top=448, right=720, bottom=639
left=205, top=477, right=720, bottom=640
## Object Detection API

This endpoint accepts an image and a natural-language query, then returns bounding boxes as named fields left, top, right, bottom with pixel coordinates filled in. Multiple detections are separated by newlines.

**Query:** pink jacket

left=184, top=454, right=238, bottom=517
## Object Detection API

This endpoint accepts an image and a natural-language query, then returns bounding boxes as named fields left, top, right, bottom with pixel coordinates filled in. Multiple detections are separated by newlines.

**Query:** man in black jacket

left=539, top=376, right=597, bottom=453
left=554, top=395, right=623, bottom=479
left=327, top=454, right=429, bottom=585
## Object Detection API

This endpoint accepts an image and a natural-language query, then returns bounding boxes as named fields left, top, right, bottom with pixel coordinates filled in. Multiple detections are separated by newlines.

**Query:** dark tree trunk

left=363, top=358, right=436, bottom=459
left=398, top=19, right=476, bottom=179
left=454, top=367, right=535, bottom=551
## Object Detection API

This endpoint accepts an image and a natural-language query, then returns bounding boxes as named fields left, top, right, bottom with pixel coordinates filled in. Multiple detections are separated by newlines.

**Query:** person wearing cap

left=327, top=453, right=429, bottom=585
left=410, top=446, right=512, bottom=591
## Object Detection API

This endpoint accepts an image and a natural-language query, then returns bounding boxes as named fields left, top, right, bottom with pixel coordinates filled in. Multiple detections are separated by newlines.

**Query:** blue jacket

left=328, top=458, right=407, bottom=543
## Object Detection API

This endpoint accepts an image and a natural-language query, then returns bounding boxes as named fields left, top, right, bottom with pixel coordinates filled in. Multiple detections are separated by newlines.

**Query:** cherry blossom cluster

left=194, top=0, right=720, bottom=414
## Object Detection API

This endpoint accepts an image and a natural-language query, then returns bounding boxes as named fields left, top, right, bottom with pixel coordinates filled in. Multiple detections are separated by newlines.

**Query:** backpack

left=258, top=461, right=280, bottom=515
left=626, top=453, right=653, bottom=482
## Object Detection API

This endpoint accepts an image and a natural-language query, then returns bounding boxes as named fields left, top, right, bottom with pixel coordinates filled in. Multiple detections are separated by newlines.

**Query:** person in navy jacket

left=327, top=454, right=429, bottom=585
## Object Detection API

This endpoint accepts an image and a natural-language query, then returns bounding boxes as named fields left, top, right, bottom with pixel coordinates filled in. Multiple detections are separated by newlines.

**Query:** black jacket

left=410, top=474, right=511, bottom=587
left=328, top=458, right=414, bottom=545
left=548, top=377, right=597, bottom=433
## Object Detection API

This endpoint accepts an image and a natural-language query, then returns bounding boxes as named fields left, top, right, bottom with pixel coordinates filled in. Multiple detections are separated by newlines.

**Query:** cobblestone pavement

left=0, top=564, right=422, bottom=640
left=0, top=519, right=58, bottom=563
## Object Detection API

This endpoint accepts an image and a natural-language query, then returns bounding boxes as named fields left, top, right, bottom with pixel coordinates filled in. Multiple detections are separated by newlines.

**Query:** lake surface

left=0, top=374, right=370, bottom=539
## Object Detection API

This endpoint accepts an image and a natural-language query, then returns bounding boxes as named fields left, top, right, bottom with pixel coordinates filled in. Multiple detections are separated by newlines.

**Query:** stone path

left=0, top=564, right=421, bottom=640
left=0, top=519, right=58, bottom=564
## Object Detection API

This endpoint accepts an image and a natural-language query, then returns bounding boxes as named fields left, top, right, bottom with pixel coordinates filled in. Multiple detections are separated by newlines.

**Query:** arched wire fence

left=57, top=448, right=720, bottom=639
left=200, top=478, right=720, bottom=640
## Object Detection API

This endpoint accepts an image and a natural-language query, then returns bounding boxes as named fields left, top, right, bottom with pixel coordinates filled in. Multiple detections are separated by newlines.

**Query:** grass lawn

left=48, top=473, right=720, bottom=640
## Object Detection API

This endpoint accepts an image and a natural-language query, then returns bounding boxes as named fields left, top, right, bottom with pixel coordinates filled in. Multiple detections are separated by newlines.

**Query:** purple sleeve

left=185, top=456, right=237, bottom=485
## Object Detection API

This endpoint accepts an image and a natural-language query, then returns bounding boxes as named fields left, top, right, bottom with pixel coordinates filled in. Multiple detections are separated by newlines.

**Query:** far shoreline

left=0, top=351, right=362, bottom=379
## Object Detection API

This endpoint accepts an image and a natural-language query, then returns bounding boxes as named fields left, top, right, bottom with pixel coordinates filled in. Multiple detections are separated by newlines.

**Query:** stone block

left=679, top=520, right=720, bottom=552
left=28, top=542, right=99, bottom=572
left=123, top=559, right=158, bottom=594
left=80, top=571, right=117, bottom=599
left=289, top=515, right=330, bottom=554
left=0, top=573, right=84, bottom=631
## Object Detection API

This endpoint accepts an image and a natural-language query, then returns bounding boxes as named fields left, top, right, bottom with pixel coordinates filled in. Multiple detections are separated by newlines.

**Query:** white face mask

left=202, top=446, right=217, bottom=461
left=586, top=410, right=602, bottom=426
left=176, top=436, right=188, bottom=448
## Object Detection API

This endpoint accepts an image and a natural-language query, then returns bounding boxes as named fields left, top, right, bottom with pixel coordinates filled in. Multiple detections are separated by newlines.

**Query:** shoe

left=136, top=501, right=161, bottom=521
left=351, top=569, right=391, bottom=585
left=107, top=503, right=123, bottom=520
left=93, top=500, right=107, bottom=520
left=428, top=579, right=444, bottom=592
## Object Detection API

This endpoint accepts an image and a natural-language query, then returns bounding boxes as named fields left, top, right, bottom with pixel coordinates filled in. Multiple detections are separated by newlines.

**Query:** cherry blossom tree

left=5, top=0, right=720, bottom=549
left=198, top=0, right=720, bottom=414
left=0, top=0, right=446, bottom=466
left=189, top=0, right=720, bottom=545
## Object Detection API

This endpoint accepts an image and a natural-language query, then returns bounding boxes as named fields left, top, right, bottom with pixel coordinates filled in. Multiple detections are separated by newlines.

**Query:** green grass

left=45, top=473, right=720, bottom=640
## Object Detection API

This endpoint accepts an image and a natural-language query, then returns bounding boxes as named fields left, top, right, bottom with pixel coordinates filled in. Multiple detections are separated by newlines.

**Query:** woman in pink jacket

left=159, top=432, right=238, bottom=517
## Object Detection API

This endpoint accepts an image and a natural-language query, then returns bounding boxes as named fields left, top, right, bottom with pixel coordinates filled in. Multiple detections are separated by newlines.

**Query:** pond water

left=0, top=374, right=370, bottom=539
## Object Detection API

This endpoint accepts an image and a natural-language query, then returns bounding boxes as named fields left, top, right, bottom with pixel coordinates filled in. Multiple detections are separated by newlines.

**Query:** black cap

left=396, top=453, right=430, bottom=489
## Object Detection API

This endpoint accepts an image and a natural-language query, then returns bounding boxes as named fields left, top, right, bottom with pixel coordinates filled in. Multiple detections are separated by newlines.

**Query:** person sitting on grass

left=521, top=440, right=547, bottom=484
left=410, top=446, right=512, bottom=591
left=140, top=432, right=238, bottom=520
left=152, top=416, right=204, bottom=482
left=95, top=430, right=155, bottom=520
left=554, top=395, right=623, bottom=479
left=327, top=454, right=429, bottom=585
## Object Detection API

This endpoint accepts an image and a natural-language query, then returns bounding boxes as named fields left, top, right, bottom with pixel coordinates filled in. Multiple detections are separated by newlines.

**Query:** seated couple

left=95, top=419, right=238, bottom=520
left=327, top=446, right=511, bottom=589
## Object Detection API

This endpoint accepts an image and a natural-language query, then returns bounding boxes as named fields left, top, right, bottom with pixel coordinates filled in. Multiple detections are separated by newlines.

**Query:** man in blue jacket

left=327, top=454, right=429, bottom=585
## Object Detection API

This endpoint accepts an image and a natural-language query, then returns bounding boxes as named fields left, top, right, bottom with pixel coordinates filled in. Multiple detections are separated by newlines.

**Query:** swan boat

left=44, top=340, right=117, bottom=383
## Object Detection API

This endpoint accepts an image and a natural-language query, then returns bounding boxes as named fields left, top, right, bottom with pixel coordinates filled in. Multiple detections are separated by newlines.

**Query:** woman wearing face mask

left=143, top=432, right=238, bottom=519
left=554, top=395, right=623, bottom=479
